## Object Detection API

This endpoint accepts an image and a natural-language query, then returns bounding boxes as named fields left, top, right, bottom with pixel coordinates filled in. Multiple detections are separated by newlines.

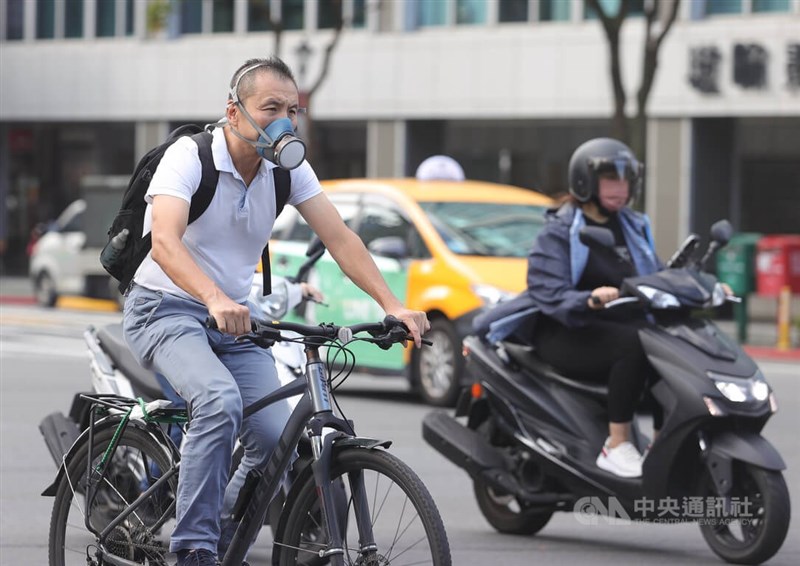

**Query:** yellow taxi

left=270, top=178, right=555, bottom=405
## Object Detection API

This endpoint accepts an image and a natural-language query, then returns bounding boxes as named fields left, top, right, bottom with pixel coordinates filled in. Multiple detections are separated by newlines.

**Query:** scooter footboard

left=39, top=411, right=81, bottom=467
left=422, top=411, right=506, bottom=476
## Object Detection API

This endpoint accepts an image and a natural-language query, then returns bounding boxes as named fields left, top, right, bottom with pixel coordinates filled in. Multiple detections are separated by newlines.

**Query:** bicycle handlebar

left=205, top=315, right=432, bottom=349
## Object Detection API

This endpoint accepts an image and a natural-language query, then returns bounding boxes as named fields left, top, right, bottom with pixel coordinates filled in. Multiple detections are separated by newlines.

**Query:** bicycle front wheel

left=48, top=424, right=178, bottom=566
left=276, top=447, right=451, bottom=566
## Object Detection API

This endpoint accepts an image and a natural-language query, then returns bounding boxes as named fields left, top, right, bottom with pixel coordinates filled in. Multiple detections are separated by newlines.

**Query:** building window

left=456, top=0, right=486, bottom=24
left=248, top=0, right=273, bottom=31
left=319, top=0, right=366, bottom=29
left=96, top=0, right=116, bottom=37
left=540, top=0, right=571, bottom=21
left=417, top=0, right=447, bottom=26
left=65, top=0, right=84, bottom=38
left=213, top=0, right=235, bottom=32
left=498, top=0, right=528, bottom=22
left=180, top=0, right=203, bottom=33
left=585, top=0, right=644, bottom=19
left=282, top=0, right=305, bottom=30
left=126, top=0, right=135, bottom=35
left=5, top=0, right=25, bottom=40
left=36, top=0, right=55, bottom=38
left=705, top=0, right=743, bottom=14
left=752, top=0, right=790, bottom=12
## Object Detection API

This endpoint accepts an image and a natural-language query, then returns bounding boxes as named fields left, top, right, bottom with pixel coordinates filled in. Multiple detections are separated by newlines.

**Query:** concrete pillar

left=367, top=120, right=406, bottom=178
left=134, top=121, right=170, bottom=164
left=646, top=117, right=693, bottom=260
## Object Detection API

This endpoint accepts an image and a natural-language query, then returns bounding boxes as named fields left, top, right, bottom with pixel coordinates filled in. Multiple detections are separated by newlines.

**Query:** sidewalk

left=1, top=276, right=797, bottom=362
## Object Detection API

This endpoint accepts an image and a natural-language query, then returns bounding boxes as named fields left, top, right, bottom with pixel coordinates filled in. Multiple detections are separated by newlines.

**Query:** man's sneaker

left=595, top=438, right=643, bottom=478
left=176, top=548, right=218, bottom=566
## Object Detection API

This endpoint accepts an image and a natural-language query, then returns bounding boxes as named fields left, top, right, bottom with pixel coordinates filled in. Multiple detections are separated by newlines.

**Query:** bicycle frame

left=221, top=342, right=378, bottom=566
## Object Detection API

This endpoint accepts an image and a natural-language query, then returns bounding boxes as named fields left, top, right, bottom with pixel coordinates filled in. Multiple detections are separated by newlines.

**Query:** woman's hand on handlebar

left=300, top=282, right=325, bottom=303
left=588, top=286, right=619, bottom=310
left=385, top=307, right=430, bottom=348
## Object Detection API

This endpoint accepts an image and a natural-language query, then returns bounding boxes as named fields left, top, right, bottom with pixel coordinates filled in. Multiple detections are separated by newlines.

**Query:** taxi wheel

left=413, top=318, right=462, bottom=407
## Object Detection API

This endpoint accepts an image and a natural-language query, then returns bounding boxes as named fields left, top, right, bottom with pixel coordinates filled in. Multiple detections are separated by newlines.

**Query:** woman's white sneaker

left=596, top=438, right=643, bottom=478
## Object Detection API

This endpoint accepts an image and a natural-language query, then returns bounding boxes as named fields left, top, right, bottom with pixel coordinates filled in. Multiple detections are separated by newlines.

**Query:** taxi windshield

left=418, top=202, right=548, bottom=257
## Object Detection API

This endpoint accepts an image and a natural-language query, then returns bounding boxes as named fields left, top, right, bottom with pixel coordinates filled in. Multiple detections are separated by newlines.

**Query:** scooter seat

left=96, top=324, right=164, bottom=401
left=500, top=342, right=609, bottom=399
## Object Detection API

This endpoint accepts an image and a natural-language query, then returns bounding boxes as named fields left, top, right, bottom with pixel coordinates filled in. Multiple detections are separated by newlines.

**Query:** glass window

left=540, top=0, right=571, bottom=21
left=96, top=0, right=116, bottom=37
left=357, top=201, right=414, bottom=251
left=585, top=0, right=644, bottom=19
left=499, top=0, right=528, bottom=22
left=126, top=0, right=134, bottom=35
left=36, top=0, right=55, bottom=38
left=752, top=0, right=790, bottom=12
left=180, top=0, right=203, bottom=33
left=418, top=202, right=548, bottom=257
left=352, top=0, right=366, bottom=27
left=705, top=0, right=742, bottom=14
left=5, top=0, right=25, bottom=40
left=213, top=0, right=235, bottom=32
left=318, top=0, right=341, bottom=29
left=456, top=0, right=486, bottom=24
left=282, top=0, right=304, bottom=30
left=248, top=0, right=273, bottom=31
left=65, top=0, right=84, bottom=38
left=417, top=0, right=447, bottom=26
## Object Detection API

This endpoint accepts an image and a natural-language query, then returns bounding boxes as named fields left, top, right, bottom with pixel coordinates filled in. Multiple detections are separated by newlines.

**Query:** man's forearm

left=151, top=234, right=223, bottom=305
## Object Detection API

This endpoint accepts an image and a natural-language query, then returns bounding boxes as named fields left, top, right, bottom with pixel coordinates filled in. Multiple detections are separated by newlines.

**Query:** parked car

left=28, top=199, right=118, bottom=307
left=270, top=178, right=555, bottom=406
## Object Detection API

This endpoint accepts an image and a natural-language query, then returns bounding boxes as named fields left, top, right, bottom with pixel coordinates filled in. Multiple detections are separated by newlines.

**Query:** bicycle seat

left=500, top=341, right=609, bottom=399
left=96, top=324, right=164, bottom=401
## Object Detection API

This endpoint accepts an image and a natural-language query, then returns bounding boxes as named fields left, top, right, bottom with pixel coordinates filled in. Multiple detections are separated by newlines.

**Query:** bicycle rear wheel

left=48, top=424, right=178, bottom=566
left=276, top=447, right=451, bottom=566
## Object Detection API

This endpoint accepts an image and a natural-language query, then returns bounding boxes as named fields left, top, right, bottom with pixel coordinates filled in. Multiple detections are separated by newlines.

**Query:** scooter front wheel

left=473, top=478, right=554, bottom=535
left=698, top=462, right=790, bottom=565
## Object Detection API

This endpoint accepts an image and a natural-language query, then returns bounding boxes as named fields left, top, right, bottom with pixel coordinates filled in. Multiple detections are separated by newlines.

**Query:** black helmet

left=568, top=137, right=643, bottom=203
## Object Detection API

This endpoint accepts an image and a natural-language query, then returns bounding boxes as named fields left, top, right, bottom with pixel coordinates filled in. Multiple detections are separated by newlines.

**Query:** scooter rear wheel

left=473, top=478, right=554, bottom=535
left=698, top=462, right=790, bottom=565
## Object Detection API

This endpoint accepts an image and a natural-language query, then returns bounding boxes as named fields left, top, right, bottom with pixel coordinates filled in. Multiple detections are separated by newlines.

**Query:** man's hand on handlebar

left=385, top=307, right=430, bottom=348
left=207, top=294, right=251, bottom=336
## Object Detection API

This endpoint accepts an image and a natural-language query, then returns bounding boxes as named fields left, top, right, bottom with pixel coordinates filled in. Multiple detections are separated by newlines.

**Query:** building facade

left=1, top=0, right=799, bottom=272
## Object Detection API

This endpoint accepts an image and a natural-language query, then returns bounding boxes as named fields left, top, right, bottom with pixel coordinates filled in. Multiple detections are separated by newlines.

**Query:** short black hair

left=229, top=57, right=297, bottom=101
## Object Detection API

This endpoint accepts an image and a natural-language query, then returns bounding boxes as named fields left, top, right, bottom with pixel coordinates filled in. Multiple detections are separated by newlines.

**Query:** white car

left=28, top=199, right=116, bottom=307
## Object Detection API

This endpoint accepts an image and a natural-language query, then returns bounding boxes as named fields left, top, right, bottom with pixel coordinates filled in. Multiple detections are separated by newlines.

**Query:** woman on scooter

left=526, top=137, right=663, bottom=478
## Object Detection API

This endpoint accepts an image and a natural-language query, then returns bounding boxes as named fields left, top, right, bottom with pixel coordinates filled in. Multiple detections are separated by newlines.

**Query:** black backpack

left=100, top=123, right=290, bottom=295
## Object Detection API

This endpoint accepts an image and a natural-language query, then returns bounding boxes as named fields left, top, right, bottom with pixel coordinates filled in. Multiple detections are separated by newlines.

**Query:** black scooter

left=423, top=220, right=790, bottom=565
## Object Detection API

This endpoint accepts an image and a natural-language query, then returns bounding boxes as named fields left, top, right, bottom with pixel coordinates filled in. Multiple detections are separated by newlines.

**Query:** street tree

left=586, top=0, right=681, bottom=163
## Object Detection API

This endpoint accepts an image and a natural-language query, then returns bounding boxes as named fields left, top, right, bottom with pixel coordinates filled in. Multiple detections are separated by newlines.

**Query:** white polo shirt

left=134, top=127, right=322, bottom=303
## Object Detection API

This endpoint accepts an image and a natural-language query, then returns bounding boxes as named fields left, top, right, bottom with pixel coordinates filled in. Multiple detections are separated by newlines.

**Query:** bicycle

left=45, top=315, right=452, bottom=566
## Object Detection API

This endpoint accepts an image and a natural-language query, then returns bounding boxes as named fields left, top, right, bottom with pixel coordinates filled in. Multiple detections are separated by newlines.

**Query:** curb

left=0, top=294, right=119, bottom=312
left=743, top=346, right=800, bottom=363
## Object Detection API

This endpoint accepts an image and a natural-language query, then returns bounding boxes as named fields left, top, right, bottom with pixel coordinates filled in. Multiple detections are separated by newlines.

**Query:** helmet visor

left=588, top=156, right=643, bottom=183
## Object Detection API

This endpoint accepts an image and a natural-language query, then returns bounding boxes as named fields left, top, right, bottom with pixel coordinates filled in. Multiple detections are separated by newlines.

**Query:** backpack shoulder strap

left=260, top=168, right=293, bottom=296
left=188, top=131, right=219, bottom=224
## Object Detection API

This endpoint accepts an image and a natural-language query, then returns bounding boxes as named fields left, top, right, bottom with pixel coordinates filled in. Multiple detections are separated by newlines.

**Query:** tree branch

left=309, top=0, right=344, bottom=96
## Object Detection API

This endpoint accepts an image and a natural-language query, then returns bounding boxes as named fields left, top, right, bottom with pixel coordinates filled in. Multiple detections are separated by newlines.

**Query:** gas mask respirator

left=227, top=63, right=306, bottom=170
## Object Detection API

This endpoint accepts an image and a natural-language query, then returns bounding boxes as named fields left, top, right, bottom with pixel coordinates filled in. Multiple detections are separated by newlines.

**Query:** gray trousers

left=123, top=283, right=290, bottom=554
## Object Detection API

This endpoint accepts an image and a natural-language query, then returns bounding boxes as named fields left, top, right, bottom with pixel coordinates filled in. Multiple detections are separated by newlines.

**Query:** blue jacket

left=475, top=203, right=662, bottom=343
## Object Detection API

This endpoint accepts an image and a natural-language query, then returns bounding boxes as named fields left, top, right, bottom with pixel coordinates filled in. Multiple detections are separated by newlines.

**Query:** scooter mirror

left=709, top=219, right=733, bottom=247
left=306, top=236, right=326, bottom=258
left=579, top=226, right=616, bottom=251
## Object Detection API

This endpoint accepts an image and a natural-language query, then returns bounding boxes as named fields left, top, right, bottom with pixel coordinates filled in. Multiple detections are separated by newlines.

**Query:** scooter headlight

left=707, top=370, right=771, bottom=404
left=249, top=275, right=290, bottom=319
left=636, top=285, right=680, bottom=309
